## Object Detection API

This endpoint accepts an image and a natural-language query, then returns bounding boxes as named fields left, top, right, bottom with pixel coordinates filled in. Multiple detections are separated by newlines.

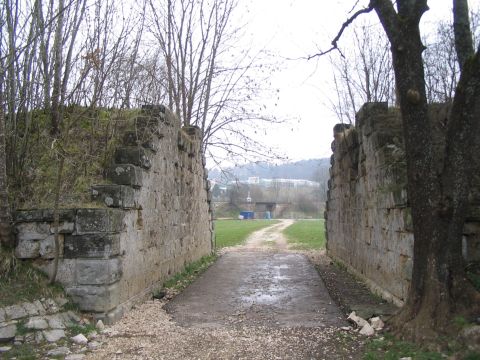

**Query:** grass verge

left=163, top=254, right=218, bottom=290
left=283, top=219, right=326, bottom=250
left=363, top=333, right=480, bottom=360
left=214, top=219, right=279, bottom=248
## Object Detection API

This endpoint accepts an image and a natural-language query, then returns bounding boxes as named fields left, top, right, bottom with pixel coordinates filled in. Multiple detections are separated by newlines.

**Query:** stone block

left=15, top=238, right=40, bottom=259
left=107, top=164, right=143, bottom=188
left=13, top=209, right=44, bottom=222
left=41, top=209, right=76, bottom=222
left=66, top=283, right=120, bottom=312
left=115, top=147, right=152, bottom=169
left=91, top=185, right=136, bottom=209
left=16, top=222, right=50, bottom=241
left=25, top=317, right=49, bottom=330
left=4, top=304, right=28, bottom=320
left=64, top=233, right=120, bottom=258
left=75, top=209, right=124, bottom=234
left=76, top=258, right=122, bottom=285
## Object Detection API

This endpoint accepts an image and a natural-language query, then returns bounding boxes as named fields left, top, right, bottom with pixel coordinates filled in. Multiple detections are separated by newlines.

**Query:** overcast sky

left=225, top=0, right=478, bottom=164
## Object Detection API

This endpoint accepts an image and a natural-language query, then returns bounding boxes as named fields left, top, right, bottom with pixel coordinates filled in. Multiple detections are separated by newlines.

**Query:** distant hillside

left=208, top=158, right=330, bottom=182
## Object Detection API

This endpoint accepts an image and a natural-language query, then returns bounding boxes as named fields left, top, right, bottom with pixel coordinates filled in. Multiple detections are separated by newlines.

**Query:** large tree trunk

left=373, top=0, right=480, bottom=342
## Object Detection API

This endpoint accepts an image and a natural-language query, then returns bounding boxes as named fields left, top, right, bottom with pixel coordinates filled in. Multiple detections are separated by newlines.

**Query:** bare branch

left=306, top=3, right=374, bottom=60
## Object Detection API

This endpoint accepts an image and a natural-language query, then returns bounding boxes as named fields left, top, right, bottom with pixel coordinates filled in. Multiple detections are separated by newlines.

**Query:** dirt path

left=86, top=221, right=365, bottom=360
left=243, top=219, right=294, bottom=250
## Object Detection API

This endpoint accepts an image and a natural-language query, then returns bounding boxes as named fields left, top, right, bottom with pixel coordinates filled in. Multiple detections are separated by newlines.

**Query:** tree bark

left=372, top=0, right=480, bottom=341
left=453, top=0, right=474, bottom=71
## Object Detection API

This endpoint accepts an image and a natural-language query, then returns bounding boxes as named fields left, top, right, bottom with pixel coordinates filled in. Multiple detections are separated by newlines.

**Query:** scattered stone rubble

left=0, top=297, right=106, bottom=358
left=343, top=311, right=385, bottom=337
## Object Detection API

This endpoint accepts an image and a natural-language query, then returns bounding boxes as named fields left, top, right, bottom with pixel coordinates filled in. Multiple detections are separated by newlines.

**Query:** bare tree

left=329, top=22, right=395, bottom=124
left=149, top=0, right=283, bottom=165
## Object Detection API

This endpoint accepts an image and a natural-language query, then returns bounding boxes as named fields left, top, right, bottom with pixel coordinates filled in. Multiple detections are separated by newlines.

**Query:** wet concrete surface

left=165, top=250, right=347, bottom=328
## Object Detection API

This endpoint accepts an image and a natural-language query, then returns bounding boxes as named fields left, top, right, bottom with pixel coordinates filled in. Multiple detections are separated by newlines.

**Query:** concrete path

left=165, top=220, right=346, bottom=328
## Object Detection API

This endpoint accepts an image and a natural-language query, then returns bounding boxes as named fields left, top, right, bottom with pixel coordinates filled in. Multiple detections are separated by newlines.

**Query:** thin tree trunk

left=0, top=85, right=13, bottom=249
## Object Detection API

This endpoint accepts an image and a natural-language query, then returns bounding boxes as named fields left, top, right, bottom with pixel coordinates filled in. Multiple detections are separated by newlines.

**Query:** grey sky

left=230, top=0, right=477, bottom=163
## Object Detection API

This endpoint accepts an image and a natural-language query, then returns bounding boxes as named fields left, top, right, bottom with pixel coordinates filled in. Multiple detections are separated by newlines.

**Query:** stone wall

left=14, top=105, right=214, bottom=322
left=325, top=102, right=480, bottom=305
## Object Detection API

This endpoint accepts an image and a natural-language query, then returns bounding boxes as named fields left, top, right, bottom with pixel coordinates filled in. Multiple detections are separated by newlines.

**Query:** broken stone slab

left=75, top=208, right=124, bottom=235
left=33, top=300, right=46, bottom=316
left=21, top=302, right=40, bottom=317
left=115, top=147, right=152, bottom=170
left=370, top=316, right=385, bottom=331
left=64, top=233, right=120, bottom=258
left=107, top=164, right=143, bottom=188
left=46, top=314, right=66, bottom=329
left=25, top=317, right=49, bottom=330
left=0, top=346, right=12, bottom=352
left=347, top=311, right=368, bottom=328
left=359, top=323, right=375, bottom=336
left=43, top=329, right=66, bottom=342
left=4, top=304, right=28, bottom=320
left=0, top=324, right=16, bottom=343
left=91, top=185, right=136, bottom=209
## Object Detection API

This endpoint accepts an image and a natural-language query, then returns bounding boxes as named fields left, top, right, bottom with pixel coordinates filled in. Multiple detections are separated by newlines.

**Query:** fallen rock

left=4, top=304, right=28, bottom=320
left=71, top=333, right=88, bottom=345
left=370, top=316, right=384, bottom=330
left=340, top=326, right=352, bottom=331
left=0, top=346, right=12, bottom=352
left=88, top=340, right=102, bottom=350
left=43, top=329, right=66, bottom=342
left=0, top=324, right=16, bottom=343
left=359, top=323, right=375, bottom=336
left=399, top=358, right=412, bottom=360
left=96, top=320, right=105, bottom=331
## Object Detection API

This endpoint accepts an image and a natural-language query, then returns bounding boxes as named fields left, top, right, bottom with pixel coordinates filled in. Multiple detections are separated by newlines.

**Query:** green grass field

left=214, top=219, right=279, bottom=248
left=283, top=219, right=326, bottom=250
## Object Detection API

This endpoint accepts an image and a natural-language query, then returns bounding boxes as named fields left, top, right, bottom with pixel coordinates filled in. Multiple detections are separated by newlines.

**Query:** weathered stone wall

left=325, top=102, right=480, bottom=305
left=14, top=105, right=214, bottom=322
